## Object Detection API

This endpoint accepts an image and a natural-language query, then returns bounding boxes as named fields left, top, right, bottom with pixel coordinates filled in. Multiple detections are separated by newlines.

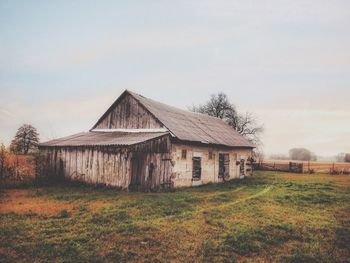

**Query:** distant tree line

left=336, top=153, right=350, bottom=163
left=270, top=148, right=317, bottom=161
left=269, top=153, right=289, bottom=160
left=270, top=149, right=350, bottom=163
left=289, top=148, right=317, bottom=161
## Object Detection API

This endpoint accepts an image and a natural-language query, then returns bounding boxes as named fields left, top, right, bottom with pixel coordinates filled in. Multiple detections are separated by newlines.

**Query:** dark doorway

left=219, top=153, right=230, bottom=180
left=240, top=159, right=245, bottom=177
left=147, top=162, right=154, bottom=189
left=58, top=159, right=64, bottom=179
left=192, top=157, right=201, bottom=181
left=130, top=153, right=144, bottom=191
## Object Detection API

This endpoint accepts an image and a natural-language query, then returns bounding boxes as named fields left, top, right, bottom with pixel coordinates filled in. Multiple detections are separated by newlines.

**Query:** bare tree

left=345, top=153, right=350, bottom=163
left=10, top=124, right=40, bottom=154
left=289, top=148, right=317, bottom=161
left=190, top=92, right=264, bottom=146
left=253, top=148, right=265, bottom=163
left=190, top=93, right=236, bottom=119
left=336, top=153, right=345, bottom=162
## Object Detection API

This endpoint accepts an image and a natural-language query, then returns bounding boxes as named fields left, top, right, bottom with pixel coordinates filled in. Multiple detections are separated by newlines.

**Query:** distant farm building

left=39, top=90, right=254, bottom=190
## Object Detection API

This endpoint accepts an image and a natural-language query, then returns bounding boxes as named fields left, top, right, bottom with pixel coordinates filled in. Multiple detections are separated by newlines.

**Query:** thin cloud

left=0, top=108, right=13, bottom=118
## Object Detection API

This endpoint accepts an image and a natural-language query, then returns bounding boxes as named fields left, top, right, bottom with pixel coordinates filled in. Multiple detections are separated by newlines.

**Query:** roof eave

left=170, top=137, right=255, bottom=149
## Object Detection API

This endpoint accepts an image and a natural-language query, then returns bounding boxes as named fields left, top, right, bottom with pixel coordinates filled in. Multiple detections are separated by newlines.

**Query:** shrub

left=59, top=209, right=70, bottom=218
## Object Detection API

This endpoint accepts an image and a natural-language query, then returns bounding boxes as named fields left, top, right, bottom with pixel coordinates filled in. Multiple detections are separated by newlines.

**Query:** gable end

left=92, top=91, right=164, bottom=130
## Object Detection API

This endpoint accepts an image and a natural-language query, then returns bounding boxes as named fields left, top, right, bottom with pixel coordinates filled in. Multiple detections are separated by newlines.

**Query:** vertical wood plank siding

left=38, top=136, right=172, bottom=190
left=95, top=94, right=163, bottom=129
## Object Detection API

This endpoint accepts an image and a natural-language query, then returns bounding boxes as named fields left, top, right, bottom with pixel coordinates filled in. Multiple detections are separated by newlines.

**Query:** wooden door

left=130, top=153, right=144, bottom=191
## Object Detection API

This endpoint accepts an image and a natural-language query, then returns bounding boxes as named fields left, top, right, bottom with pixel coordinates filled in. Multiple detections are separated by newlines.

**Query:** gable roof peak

left=93, top=90, right=254, bottom=148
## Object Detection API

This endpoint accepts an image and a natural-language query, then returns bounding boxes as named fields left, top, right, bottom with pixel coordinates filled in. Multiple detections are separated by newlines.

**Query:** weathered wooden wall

left=95, top=94, right=163, bottom=129
left=129, top=152, right=172, bottom=191
left=39, top=147, right=132, bottom=188
left=128, top=136, right=173, bottom=190
left=39, top=135, right=254, bottom=190
left=171, top=143, right=253, bottom=187
left=38, top=135, right=172, bottom=191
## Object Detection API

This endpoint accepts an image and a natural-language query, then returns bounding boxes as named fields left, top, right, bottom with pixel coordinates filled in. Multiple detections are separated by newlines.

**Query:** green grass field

left=1, top=171, right=349, bottom=263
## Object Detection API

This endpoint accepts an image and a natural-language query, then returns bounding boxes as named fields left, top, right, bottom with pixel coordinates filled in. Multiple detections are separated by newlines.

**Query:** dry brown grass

left=1, top=171, right=349, bottom=262
left=0, top=189, right=109, bottom=216
left=279, top=173, right=350, bottom=185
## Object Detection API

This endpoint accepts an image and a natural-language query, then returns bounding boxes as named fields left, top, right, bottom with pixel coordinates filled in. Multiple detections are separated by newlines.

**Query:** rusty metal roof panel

left=128, top=91, right=254, bottom=148
left=40, top=132, right=169, bottom=147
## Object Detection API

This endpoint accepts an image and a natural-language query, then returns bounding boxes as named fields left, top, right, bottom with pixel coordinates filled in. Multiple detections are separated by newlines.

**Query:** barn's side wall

left=38, top=146, right=132, bottom=188
left=95, top=94, right=163, bottom=129
left=38, top=137, right=253, bottom=190
left=171, top=143, right=253, bottom=188
left=38, top=135, right=172, bottom=190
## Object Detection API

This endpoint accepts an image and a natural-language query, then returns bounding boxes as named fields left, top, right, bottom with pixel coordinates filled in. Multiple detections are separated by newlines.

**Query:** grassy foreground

left=0, top=172, right=349, bottom=263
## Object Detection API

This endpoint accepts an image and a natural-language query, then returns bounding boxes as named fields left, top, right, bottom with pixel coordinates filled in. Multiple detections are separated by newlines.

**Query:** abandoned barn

left=38, top=90, right=254, bottom=190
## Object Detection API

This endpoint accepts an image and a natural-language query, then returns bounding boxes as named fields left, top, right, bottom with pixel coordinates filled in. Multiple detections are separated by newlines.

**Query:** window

left=208, top=151, right=213, bottom=160
left=181, top=149, right=187, bottom=159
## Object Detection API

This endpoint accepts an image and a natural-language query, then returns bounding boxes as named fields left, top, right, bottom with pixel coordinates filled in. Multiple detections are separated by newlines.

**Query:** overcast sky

left=1, top=0, right=349, bottom=156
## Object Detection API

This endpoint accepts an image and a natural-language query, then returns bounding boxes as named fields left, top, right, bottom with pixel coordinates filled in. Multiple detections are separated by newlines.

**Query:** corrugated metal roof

left=42, top=90, right=254, bottom=148
left=127, top=91, right=254, bottom=148
left=40, top=132, right=169, bottom=147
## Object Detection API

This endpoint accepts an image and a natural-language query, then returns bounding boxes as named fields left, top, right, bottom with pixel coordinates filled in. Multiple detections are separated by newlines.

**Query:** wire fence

left=254, top=160, right=350, bottom=175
